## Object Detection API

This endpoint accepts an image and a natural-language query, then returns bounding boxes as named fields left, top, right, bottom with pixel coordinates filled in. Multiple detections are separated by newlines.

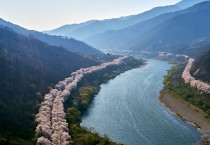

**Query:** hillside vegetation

left=64, top=57, right=143, bottom=145
left=0, top=27, right=98, bottom=144
left=0, top=18, right=101, bottom=55
left=163, top=64, right=210, bottom=118
left=191, top=47, right=210, bottom=83
left=163, top=47, right=210, bottom=118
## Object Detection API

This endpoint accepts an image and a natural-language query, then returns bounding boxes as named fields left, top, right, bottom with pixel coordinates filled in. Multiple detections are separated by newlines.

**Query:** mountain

left=0, top=18, right=102, bottom=55
left=45, top=0, right=207, bottom=41
left=44, top=20, right=96, bottom=38
left=191, top=47, right=210, bottom=83
left=0, top=27, right=99, bottom=144
left=86, top=1, right=210, bottom=54
left=85, top=9, right=186, bottom=50
left=44, top=5, right=179, bottom=41
left=128, top=1, right=210, bottom=53
left=172, top=37, right=210, bottom=57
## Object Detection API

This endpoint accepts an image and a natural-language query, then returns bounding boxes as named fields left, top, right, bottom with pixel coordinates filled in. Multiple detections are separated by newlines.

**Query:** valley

left=1, top=0, right=210, bottom=145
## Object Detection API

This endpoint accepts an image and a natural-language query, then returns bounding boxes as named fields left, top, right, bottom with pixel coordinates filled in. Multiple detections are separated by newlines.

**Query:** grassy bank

left=64, top=57, right=144, bottom=145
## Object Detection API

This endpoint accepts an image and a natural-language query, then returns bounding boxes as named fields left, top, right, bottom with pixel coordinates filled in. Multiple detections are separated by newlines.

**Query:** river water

left=81, top=59, right=201, bottom=145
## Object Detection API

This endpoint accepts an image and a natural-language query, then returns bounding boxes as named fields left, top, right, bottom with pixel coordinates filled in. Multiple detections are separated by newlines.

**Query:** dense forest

left=0, top=27, right=99, bottom=144
left=191, top=47, right=210, bottom=83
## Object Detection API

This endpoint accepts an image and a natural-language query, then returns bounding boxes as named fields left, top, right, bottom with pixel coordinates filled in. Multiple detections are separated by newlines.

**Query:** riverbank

left=159, top=92, right=210, bottom=133
left=82, top=59, right=201, bottom=145
left=64, top=57, right=144, bottom=145
left=160, top=64, right=210, bottom=144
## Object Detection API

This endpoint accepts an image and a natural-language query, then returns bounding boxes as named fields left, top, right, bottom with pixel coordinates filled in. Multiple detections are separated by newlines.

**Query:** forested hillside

left=162, top=45, right=210, bottom=120
left=0, top=18, right=102, bottom=55
left=191, top=47, right=210, bottom=83
left=0, top=27, right=98, bottom=144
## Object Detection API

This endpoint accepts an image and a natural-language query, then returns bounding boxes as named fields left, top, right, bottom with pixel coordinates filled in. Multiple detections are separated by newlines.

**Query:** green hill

left=0, top=18, right=102, bottom=55
left=191, top=47, right=210, bottom=83
left=0, top=27, right=98, bottom=144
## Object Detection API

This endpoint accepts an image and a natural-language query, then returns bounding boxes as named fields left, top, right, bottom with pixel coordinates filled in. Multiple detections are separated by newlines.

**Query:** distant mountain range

left=85, top=1, right=210, bottom=56
left=126, top=1, right=210, bottom=51
left=0, top=18, right=102, bottom=55
left=45, top=0, right=207, bottom=42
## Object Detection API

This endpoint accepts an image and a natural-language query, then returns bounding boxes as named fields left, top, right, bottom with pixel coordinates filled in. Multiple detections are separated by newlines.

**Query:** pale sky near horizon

left=0, top=0, right=181, bottom=31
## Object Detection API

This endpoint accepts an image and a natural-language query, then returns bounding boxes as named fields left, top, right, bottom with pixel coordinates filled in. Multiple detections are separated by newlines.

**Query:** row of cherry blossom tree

left=182, top=58, right=210, bottom=94
left=36, top=56, right=128, bottom=145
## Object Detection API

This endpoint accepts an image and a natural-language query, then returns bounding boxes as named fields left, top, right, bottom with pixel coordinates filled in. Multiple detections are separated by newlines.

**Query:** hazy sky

left=0, top=0, right=181, bottom=31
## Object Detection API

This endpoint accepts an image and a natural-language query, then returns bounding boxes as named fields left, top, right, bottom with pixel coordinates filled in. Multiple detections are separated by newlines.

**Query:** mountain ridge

left=0, top=18, right=102, bottom=55
left=85, top=1, right=210, bottom=55
left=45, top=0, right=208, bottom=41
left=128, top=1, right=210, bottom=52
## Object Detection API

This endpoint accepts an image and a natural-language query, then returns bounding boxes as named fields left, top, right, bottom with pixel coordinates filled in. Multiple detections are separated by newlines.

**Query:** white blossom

left=36, top=56, right=128, bottom=144
left=37, top=137, right=51, bottom=145
left=182, top=58, right=210, bottom=94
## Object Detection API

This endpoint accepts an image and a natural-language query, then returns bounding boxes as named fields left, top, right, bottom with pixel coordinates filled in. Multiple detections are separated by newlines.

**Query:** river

left=81, top=59, right=201, bottom=145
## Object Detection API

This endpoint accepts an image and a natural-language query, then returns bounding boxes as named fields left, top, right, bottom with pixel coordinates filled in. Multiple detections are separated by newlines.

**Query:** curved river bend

left=81, top=60, right=201, bottom=145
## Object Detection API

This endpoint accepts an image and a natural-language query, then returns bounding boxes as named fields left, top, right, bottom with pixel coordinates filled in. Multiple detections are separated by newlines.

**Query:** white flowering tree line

left=36, top=56, right=128, bottom=145
left=182, top=58, right=210, bottom=94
